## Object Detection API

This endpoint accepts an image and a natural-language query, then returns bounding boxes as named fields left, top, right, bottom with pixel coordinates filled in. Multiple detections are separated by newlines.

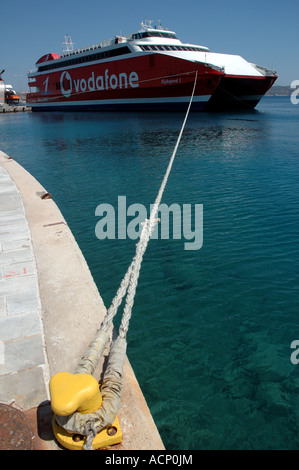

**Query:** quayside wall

left=0, top=150, right=164, bottom=450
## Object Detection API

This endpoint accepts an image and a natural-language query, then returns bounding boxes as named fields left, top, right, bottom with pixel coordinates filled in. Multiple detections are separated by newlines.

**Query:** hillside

left=266, top=85, right=293, bottom=96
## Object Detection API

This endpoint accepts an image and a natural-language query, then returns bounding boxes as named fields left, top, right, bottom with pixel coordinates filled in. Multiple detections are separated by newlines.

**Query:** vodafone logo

left=60, top=71, right=72, bottom=97
left=60, top=69, right=139, bottom=98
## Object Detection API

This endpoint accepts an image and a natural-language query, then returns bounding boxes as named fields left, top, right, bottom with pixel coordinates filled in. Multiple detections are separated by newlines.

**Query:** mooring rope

left=58, top=71, right=198, bottom=449
left=117, top=70, right=198, bottom=339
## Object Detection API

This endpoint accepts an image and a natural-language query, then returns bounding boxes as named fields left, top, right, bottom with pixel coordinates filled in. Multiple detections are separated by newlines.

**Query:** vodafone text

left=60, top=69, right=139, bottom=97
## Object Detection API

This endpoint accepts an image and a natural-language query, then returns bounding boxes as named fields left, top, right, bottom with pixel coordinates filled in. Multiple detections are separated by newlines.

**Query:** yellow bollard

left=49, top=372, right=122, bottom=450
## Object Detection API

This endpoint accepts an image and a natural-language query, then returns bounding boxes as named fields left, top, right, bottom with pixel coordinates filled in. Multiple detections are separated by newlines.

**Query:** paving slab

left=0, top=158, right=49, bottom=427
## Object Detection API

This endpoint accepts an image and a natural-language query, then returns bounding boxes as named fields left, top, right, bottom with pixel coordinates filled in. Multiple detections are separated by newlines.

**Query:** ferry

left=0, top=70, right=20, bottom=105
left=26, top=21, right=277, bottom=112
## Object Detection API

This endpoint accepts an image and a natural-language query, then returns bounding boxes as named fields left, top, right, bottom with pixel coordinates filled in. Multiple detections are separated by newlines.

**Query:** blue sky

left=1, top=0, right=298, bottom=90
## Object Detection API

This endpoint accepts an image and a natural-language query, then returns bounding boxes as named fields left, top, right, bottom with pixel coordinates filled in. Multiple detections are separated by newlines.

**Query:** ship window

left=138, top=44, right=208, bottom=53
left=133, top=31, right=177, bottom=40
left=148, top=32, right=177, bottom=39
left=38, top=46, right=131, bottom=72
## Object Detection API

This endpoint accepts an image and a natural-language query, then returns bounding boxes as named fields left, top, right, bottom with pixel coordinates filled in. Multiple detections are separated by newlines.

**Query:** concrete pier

left=0, top=104, right=31, bottom=113
left=0, top=150, right=164, bottom=450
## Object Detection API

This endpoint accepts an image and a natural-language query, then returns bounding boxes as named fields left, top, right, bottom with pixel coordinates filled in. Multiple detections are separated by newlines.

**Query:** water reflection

left=34, top=109, right=269, bottom=165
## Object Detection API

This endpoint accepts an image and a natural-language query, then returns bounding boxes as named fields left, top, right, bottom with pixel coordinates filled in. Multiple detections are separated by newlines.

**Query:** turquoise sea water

left=0, top=97, right=299, bottom=449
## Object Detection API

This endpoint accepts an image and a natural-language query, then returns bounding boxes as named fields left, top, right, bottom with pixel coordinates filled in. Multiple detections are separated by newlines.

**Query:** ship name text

left=60, top=69, right=139, bottom=97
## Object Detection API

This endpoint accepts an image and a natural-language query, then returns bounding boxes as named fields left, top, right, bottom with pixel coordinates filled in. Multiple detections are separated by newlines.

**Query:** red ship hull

left=206, top=75, right=277, bottom=111
left=27, top=54, right=223, bottom=112
left=27, top=23, right=277, bottom=112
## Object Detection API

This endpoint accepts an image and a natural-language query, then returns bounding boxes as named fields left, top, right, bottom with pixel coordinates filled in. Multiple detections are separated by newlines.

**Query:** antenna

left=62, top=34, right=74, bottom=52
left=141, top=19, right=153, bottom=30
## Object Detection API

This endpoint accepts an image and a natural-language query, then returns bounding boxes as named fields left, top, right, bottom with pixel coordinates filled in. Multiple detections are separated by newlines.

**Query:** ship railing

left=60, top=41, right=112, bottom=57
left=251, top=63, right=277, bottom=76
left=60, top=37, right=128, bottom=58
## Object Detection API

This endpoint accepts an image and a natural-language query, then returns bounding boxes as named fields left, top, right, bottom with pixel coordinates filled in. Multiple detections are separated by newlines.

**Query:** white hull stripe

left=30, top=95, right=212, bottom=107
